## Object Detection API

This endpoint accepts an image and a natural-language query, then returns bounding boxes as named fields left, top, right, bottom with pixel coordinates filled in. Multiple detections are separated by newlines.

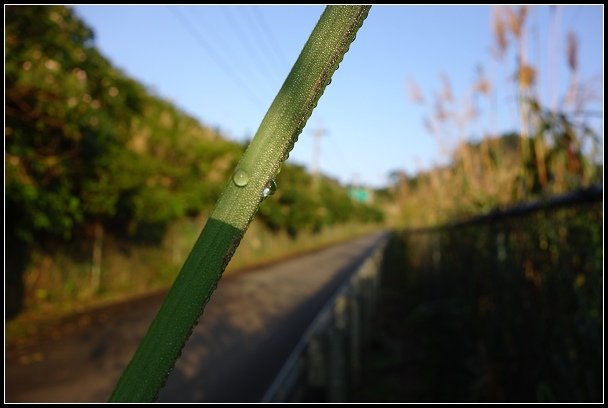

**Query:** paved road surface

left=6, top=232, right=387, bottom=402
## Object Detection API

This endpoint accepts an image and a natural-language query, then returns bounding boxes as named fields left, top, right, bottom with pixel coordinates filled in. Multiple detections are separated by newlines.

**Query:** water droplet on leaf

left=262, top=179, right=277, bottom=199
left=232, top=168, right=249, bottom=187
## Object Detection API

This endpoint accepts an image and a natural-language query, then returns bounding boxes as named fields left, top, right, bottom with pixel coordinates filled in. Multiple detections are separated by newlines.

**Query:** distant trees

left=258, top=164, right=383, bottom=238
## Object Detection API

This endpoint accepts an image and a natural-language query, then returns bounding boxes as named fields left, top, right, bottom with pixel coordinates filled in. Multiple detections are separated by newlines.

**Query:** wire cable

left=248, top=6, right=289, bottom=71
left=169, top=6, right=264, bottom=108
left=220, top=6, right=281, bottom=88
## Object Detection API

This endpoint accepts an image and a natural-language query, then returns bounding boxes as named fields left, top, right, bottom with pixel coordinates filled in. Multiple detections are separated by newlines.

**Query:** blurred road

left=6, top=231, right=387, bottom=402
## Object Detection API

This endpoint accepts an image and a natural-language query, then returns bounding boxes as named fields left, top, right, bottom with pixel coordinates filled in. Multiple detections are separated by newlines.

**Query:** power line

left=194, top=7, right=277, bottom=93
left=192, top=8, right=238, bottom=57
left=169, top=6, right=264, bottom=108
left=221, top=6, right=281, bottom=88
left=311, top=122, right=328, bottom=189
left=248, top=6, right=289, bottom=71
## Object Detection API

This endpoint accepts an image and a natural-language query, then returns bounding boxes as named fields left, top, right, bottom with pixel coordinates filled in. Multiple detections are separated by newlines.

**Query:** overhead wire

left=168, top=6, right=264, bottom=108
left=248, top=6, right=289, bottom=72
left=220, top=6, right=282, bottom=88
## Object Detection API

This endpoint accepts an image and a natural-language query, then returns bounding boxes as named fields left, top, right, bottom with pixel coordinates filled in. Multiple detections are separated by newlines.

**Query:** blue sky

left=73, top=5, right=603, bottom=188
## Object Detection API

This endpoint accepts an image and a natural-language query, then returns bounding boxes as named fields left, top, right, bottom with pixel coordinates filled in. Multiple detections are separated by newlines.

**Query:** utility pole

left=311, top=123, right=326, bottom=189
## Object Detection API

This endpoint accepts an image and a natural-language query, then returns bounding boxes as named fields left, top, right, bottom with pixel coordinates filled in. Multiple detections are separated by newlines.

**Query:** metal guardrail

left=261, top=236, right=388, bottom=403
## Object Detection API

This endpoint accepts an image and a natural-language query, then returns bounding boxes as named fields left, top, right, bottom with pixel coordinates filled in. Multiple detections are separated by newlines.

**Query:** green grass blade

left=109, top=5, right=371, bottom=402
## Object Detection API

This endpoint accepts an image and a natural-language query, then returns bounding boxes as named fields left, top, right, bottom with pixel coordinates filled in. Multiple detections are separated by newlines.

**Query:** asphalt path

left=6, top=232, right=387, bottom=402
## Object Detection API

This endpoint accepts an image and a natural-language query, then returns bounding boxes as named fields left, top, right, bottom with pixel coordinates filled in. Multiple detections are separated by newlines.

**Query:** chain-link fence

left=397, top=185, right=602, bottom=401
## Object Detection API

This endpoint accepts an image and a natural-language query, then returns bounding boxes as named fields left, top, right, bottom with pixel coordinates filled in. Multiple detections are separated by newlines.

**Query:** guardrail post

left=432, top=232, right=441, bottom=272
left=328, top=293, right=348, bottom=402
left=306, top=333, right=327, bottom=400
left=496, top=231, right=507, bottom=263
left=349, top=279, right=361, bottom=386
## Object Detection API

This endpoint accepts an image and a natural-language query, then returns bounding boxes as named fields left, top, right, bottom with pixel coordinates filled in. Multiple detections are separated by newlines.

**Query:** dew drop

left=262, top=179, right=277, bottom=199
left=232, top=168, right=249, bottom=187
